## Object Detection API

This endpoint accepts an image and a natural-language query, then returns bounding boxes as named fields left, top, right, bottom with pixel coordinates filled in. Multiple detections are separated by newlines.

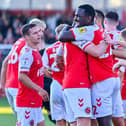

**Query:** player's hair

left=55, top=24, right=66, bottom=35
left=78, top=4, right=95, bottom=22
left=29, top=18, right=46, bottom=29
left=121, top=28, right=126, bottom=39
left=95, top=9, right=104, bottom=20
left=105, top=11, right=119, bottom=22
left=21, top=23, right=37, bottom=36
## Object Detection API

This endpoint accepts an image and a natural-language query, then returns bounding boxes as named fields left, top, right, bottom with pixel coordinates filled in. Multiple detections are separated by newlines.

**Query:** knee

left=112, top=117, right=124, bottom=126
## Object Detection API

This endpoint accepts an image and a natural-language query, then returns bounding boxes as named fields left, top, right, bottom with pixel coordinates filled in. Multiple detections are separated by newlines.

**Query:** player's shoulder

left=77, top=25, right=99, bottom=33
left=15, top=37, right=25, bottom=44
left=21, top=45, right=33, bottom=56
left=46, top=41, right=60, bottom=51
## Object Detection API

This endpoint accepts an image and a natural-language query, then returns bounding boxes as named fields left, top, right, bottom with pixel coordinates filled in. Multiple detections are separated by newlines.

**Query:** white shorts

left=123, top=100, right=126, bottom=119
left=63, top=88, right=92, bottom=123
left=91, top=77, right=124, bottom=118
left=50, top=79, right=66, bottom=121
left=17, top=107, right=44, bottom=126
left=5, top=88, right=18, bottom=114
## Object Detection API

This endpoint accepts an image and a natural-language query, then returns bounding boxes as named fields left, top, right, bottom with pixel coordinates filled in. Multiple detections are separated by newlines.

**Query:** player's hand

left=113, top=62, right=122, bottom=73
left=38, top=88, right=49, bottom=102
left=0, top=85, right=5, bottom=97
left=43, top=67, right=52, bottom=78
left=55, top=55, right=64, bottom=71
left=47, top=68, right=53, bottom=75
left=104, top=32, right=112, bottom=44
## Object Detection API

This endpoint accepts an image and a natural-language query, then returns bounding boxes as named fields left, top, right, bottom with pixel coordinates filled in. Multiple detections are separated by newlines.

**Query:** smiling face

left=73, top=8, right=92, bottom=27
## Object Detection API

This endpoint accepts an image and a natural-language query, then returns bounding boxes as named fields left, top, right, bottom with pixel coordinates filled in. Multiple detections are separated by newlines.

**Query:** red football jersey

left=62, top=43, right=90, bottom=89
left=87, top=28, right=117, bottom=83
left=43, top=41, right=64, bottom=85
left=5, top=37, right=26, bottom=88
left=16, top=46, right=44, bottom=107
left=107, top=30, right=121, bottom=64
left=71, top=25, right=117, bottom=83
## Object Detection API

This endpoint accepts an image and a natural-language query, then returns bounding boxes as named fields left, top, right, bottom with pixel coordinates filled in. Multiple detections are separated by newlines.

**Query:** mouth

left=37, top=38, right=41, bottom=40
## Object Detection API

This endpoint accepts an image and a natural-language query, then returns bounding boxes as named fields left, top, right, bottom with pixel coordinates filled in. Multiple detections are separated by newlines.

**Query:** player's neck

left=106, top=26, right=117, bottom=32
left=26, top=42, right=39, bottom=50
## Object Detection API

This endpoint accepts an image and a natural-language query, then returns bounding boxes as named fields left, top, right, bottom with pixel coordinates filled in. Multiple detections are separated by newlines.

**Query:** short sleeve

left=19, top=47, right=33, bottom=73
left=70, top=26, right=96, bottom=41
left=72, top=40, right=92, bottom=51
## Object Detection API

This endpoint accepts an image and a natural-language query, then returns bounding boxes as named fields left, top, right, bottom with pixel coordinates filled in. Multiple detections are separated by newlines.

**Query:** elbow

left=18, top=75, right=22, bottom=82
left=58, top=36, right=66, bottom=42
left=18, top=73, right=23, bottom=82
left=92, top=52, right=102, bottom=57
left=2, top=57, right=8, bottom=68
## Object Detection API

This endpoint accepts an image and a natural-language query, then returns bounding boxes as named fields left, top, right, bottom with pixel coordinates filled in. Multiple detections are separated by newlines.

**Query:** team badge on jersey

left=22, top=58, right=29, bottom=65
left=78, top=27, right=87, bottom=34
left=25, top=48, right=30, bottom=52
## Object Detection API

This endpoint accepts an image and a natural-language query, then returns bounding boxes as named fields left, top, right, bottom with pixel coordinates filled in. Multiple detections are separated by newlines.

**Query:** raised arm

left=58, top=25, right=75, bottom=42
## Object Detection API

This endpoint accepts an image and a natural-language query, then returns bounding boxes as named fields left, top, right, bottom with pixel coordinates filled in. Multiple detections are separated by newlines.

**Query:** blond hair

left=29, top=18, right=46, bottom=30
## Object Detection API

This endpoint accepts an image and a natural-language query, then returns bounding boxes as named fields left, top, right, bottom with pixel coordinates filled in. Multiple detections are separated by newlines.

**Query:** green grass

left=0, top=97, right=56, bottom=126
left=0, top=97, right=9, bottom=107
left=0, top=114, right=56, bottom=126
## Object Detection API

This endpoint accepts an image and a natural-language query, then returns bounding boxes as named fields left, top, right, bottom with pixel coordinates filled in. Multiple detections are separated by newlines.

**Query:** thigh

left=50, top=80, right=66, bottom=121
left=64, top=88, right=92, bottom=121
left=17, top=107, right=44, bottom=126
left=91, top=78, right=115, bottom=118
left=5, top=88, right=13, bottom=106
left=5, top=88, right=18, bottom=113
left=112, top=78, right=124, bottom=117
left=123, top=100, right=126, bottom=119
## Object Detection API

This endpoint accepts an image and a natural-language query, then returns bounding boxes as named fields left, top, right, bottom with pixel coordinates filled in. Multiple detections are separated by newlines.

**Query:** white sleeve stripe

left=82, top=42, right=92, bottom=50
left=19, top=69, right=29, bottom=72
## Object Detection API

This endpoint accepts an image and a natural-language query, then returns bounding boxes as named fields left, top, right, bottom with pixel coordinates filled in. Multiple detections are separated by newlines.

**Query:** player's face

left=104, top=18, right=109, bottom=30
left=73, top=8, right=91, bottom=27
left=94, top=13, right=100, bottom=26
left=29, top=26, right=43, bottom=44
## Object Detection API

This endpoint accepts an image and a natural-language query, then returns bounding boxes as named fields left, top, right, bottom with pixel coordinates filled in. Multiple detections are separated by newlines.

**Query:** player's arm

left=58, top=25, right=75, bottom=42
left=59, top=26, right=95, bottom=43
left=18, top=49, right=49, bottom=101
left=112, top=49, right=126, bottom=59
left=118, top=41, right=126, bottom=48
left=113, top=60, right=126, bottom=73
left=55, top=43, right=64, bottom=70
left=118, top=67, right=125, bottom=83
left=18, top=72, right=49, bottom=101
left=42, top=50, right=52, bottom=78
left=110, top=41, right=126, bottom=48
left=85, top=42, right=108, bottom=57
left=0, top=55, right=9, bottom=96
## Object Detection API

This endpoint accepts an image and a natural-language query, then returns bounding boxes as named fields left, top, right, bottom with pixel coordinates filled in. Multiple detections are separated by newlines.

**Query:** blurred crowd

left=0, top=10, right=73, bottom=45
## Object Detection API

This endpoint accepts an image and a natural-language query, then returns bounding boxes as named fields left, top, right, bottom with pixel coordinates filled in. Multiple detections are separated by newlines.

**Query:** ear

left=116, top=21, right=119, bottom=26
left=88, top=16, right=92, bottom=23
left=104, top=19, right=107, bottom=24
left=24, top=35, right=29, bottom=40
